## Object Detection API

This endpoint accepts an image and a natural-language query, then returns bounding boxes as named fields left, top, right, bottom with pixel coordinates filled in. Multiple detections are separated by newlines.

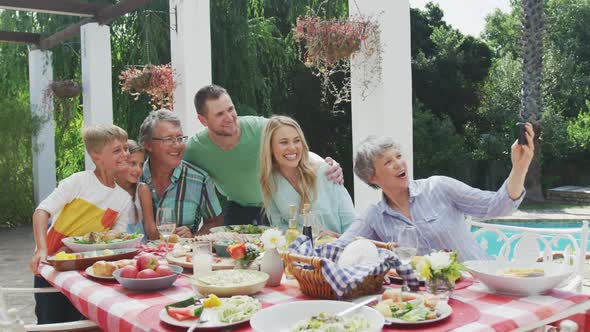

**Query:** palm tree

left=520, top=0, right=544, bottom=201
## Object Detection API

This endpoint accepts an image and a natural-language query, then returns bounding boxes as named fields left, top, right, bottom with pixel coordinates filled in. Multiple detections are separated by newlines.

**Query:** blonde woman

left=259, top=115, right=355, bottom=233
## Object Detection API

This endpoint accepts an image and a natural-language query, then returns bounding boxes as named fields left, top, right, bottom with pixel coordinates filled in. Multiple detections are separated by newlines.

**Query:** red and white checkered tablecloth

left=40, top=265, right=589, bottom=332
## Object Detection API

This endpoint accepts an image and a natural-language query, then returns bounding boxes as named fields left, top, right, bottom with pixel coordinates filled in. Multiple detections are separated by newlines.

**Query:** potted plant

left=292, top=13, right=382, bottom=108
left=119, top=64, right=175, bottom=110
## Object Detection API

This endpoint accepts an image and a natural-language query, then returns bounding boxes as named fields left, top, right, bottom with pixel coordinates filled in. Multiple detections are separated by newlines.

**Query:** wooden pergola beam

left=36, top=0, right=153, bottom=50
left=95, top=0, right=153, bottom=24
left=0, top=0, right=107, bottom=17
left=0, top=31, right=40, bottom=45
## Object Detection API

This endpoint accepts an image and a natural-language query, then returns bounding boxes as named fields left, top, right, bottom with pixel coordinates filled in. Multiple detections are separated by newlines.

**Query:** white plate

left=249, top=300, right=384, bottom=332
left=62, top=234, right=143, bottom=252
left=165, top=253, right=235, bottom=270
left=159, top=304, right=254, bottom=329
left=384, top=302, right=452, bottom=325
left=464, top=260, right=575, bottom=296
left=84, top=266, right=115, bottom=280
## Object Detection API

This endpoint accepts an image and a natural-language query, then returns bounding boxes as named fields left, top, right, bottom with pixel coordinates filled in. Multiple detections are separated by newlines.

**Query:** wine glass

left=156, top=208, right=176, bottom=255
left=309, top=212, right=327, bottom=244
left=394, top=225, right=419, bottom=291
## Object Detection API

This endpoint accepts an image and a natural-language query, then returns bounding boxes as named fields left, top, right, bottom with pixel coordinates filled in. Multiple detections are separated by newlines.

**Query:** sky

left=409, top=0, right=512, bottom=37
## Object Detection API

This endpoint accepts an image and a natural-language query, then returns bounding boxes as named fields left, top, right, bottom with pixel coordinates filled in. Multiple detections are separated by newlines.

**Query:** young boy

left=29, top=124, right=133, bottom=324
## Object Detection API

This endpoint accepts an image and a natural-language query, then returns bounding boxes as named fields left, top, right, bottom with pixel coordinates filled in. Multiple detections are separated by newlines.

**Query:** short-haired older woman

left=339, top=124, right=535, bottom=261
left=139, top=109, right=222, bottom=237
left=259, top=115, right=355, bottom=233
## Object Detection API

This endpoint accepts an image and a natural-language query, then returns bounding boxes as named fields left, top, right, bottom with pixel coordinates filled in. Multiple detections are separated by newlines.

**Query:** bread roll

left=92, top=261, right=117, bottom=276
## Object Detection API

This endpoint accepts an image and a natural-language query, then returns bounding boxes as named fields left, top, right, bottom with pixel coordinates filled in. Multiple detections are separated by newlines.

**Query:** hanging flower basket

left=119, top=64, right=174, bottom=110
left=292, top=14, right=382, bottom=109
left=293, top=15, right=370, bottom=68
left=49, top=80, right=81, bottom=98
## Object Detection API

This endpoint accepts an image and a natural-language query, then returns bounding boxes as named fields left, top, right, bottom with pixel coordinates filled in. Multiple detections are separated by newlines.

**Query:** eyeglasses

left=151, top=136, right=188, bottom=146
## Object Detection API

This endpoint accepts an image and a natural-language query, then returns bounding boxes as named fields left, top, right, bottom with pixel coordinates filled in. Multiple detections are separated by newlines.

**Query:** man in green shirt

left=184, top=84, right=343, bottom=226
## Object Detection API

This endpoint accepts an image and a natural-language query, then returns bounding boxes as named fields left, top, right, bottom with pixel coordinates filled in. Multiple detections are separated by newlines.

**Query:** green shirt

left=184, top=116, right=268, bottom=207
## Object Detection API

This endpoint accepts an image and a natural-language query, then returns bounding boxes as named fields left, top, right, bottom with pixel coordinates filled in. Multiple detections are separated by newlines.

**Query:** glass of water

left=192, top=241, right=212, bottom=278
left=156, top=208, right=176, bottom=255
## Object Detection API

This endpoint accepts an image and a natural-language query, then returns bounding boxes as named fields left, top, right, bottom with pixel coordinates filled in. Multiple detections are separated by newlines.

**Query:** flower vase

left=425, top=275, right=455, bottom=302
left=260, top=248, right=284, bottom=287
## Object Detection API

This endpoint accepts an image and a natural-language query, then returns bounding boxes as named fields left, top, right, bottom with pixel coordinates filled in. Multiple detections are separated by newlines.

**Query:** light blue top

left=266, top=163, right=356, bottom=233
left=339, top=176, right=525, bottom=262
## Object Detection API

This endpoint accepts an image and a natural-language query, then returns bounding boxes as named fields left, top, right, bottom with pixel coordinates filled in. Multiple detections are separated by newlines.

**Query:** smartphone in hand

left=517, top=122, right=527, bottom=145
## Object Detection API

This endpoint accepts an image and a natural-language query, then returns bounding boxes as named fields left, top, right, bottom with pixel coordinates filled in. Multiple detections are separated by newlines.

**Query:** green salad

left=73, top=231, right=140, bottom=244
left=223, top=225, right=265, bottom=234
left=291, top=313, right=372, bottom=332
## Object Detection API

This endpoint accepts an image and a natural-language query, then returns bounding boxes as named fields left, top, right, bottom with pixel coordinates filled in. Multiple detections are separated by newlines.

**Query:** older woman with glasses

left=339, top=124, right=535, bottom=262
left=139, top=109, right=222, bottom=238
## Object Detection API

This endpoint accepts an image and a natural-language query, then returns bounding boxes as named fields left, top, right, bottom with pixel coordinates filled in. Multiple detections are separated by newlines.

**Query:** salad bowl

left=62, top=233, right=143, bottom=252
left=250, top=300, right=384, bottom=332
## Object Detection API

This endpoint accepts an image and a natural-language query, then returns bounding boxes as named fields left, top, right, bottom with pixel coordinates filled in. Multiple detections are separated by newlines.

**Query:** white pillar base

left=170, top=0, right=211, bottom=136
left=350, top=0, right=414, bottom=213
left=81, top=23, right=114, bottom=170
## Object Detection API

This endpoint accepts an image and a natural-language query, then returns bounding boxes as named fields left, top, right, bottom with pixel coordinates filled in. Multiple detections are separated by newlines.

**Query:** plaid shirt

left=141, top=160, right=221, bottom=234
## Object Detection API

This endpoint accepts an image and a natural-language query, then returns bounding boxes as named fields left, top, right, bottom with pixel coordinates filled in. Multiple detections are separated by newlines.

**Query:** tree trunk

left=521, top=0, right=545, bottom=200
left=525, top=123, right=544, bottom=201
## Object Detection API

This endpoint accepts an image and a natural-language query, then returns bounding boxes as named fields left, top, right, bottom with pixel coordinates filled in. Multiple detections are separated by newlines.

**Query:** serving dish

left=113, top=264, right=183, bottom=291
left=464, top=260, right=575, bottom=295
left=62, top=233, right=143, bottom=252
left=190, top=270, right=269, bottom=297
left=46, top=248, right=139, bottom=272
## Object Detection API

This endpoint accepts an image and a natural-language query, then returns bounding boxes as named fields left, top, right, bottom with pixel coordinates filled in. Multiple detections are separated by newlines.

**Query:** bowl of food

left=62, top=231, right=143, bottom=252
left=190, top=270, right=269, bottom=297
left=113, top=259, right=183, bottom=291
left=249, top=300, right=384, bottom=332
left=464, top=260, right=575, bottom=296
left=209, top=225, right=268, bottom=235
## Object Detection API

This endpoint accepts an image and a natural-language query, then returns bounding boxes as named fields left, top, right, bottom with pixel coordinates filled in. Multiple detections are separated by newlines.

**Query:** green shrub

left=0, top=95, right=39, bottom=227
left=413, top=100, right=470, bottom=181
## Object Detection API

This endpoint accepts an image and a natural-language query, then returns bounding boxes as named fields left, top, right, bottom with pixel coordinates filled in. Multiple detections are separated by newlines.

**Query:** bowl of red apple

left=113, top=253, right=183, bottom=291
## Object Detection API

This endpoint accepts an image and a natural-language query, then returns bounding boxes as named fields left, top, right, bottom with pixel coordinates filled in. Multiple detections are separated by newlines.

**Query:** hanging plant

left=119, top=64, right=175, bottom=110
left=48, top=80, right=81, bottom=98
left=293, top=13, right=382, bottom=109
left=43, top=80, right=81, bottom=127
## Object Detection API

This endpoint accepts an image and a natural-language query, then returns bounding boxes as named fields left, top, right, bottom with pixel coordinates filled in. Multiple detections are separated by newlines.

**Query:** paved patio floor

left=2, top=208, right=589, bottom=329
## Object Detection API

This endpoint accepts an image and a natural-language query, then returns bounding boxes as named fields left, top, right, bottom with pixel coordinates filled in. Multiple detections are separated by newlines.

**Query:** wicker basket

left=281, top=240, right=395, bottom=299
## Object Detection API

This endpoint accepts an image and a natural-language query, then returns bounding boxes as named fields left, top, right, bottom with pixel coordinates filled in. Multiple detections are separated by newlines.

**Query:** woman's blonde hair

left=259, top=115, right=317, bottom=212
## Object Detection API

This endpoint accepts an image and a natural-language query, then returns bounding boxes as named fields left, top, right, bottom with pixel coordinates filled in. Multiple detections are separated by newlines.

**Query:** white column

left=29, top=49, right=56, bottom=205
left=81, top=22, right=113, bottom=170
left=349, top=0, right=413, bottom=213
left=169, top=0, right=211, bottom=136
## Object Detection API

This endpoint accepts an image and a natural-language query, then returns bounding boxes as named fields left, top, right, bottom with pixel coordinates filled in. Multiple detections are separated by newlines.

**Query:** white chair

left=0, top=286, right=99, bottom=332
left=469, top=219, right=588, bottom=293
